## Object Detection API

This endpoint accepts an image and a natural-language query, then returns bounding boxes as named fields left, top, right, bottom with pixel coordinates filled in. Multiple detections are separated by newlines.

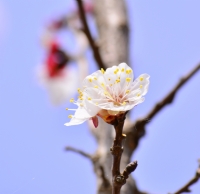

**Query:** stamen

left=88, top=97, right=92, bottom=100
left=94, top=85, right=98, bottom=88
left=121, top=68, right=124, bottom=72
left=88, top=78, right=93, bottom=82
left=126, top=90, right=130, bottom=94
left=139, top=77, right=144, bottom=81
left=126, top=69, right=132, bottom=74
left=70, top=98, right=74, bottom=103
left=68, top=115, right=73, bottom=119
left=140, top=85, right=143, bottom=88
left=101, top=68, right=105, bottom=74
left=126, top=77, right=131, bottom=82
left=116, top=79, right=120, bottom=83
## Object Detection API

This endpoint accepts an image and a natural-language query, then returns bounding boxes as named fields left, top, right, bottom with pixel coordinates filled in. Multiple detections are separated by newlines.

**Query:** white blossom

left=37, top=65, right=78, bottom=105
left=65, top=63, right=150, bottom=126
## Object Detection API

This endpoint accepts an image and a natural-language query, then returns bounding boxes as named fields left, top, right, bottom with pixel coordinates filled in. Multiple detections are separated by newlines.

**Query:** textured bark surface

left=94, top=0, right=129, bottom=68
left=91, top=1, right=143, bottom=194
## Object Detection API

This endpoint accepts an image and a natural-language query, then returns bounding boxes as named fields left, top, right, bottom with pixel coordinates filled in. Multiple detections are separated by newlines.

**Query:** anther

left=68, top=115, right=73, bottom=119
left=70, top=98, right=74, bottom=103
left=139, top=77, right=144, bottom=81
left=101, top=68, right=105, bottom=74
left=126, top=78, right=131, bottom=82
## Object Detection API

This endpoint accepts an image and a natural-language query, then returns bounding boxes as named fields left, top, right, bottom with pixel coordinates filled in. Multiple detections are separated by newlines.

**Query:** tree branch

left=99, top=165, right=112, bottom=190
left=172, top=159, right=200, bottom=194
left=125, top=63, right=200, bottom=152
left=65, top=146, right=93, bottom=160
left=76, top=0, right=106, bottom=70
left=110, top=113, right=138, bottom=194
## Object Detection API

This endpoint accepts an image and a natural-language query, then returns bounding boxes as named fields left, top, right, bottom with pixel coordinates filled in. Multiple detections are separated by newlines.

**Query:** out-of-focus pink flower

left=46, top=41, right=70, bottom=78
left=37, top=41, right=78, bottom=105
left=65, top=63, right=150, bottom=127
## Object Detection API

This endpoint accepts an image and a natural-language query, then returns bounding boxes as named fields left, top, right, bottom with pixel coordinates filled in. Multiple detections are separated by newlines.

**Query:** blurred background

left=0, top=0, right=200, bottom=193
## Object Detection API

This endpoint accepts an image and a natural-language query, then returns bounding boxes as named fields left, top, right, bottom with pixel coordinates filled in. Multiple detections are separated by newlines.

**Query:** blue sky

left=0, top=0, right=200, bottom=194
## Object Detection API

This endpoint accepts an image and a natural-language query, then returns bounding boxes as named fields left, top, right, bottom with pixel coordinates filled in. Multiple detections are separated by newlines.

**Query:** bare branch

left=144, top=63, right=199, bottom=121
left=65, top=146, right=93, bottom=160
left=125, top=63, right=200, bottom=152
left=172, top=160, right=200, bottom=194
left=99, top=165, right=112, bottom=189
left=76, top=0, right=106, bottom=70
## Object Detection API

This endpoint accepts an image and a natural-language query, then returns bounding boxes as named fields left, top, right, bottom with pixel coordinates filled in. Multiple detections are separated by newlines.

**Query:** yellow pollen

left=95, top=102, right=98, bottom=105
left=126, top=69, right=132, bottom=74
left=93, top=76, right=97, bottom=80
left=126, top=77, right=131, bottom=82
left=78, top=96, right=83, bottom=100
left=77, top=88, right=81, bottom=92
left=94, top=85, right=98, bottom=88
left=137, top=93, right=141, bottom=97
left=70, top=98, right=74, bottom=103
left=65, top=108, right=68, bottom=110
left=122, top=102, right=126, bottom=105
left=101, top=83, right=105, bottom=87
left=139, top=77, right=144, bottom=81
left=88, top=78, right=93, bottom=82
left=116, top=79, right=120, bottom=83
left=114, top=70, right=117, bottom=74
left=101, top=68, right=105, bottom=74
left=140, top=85, right=143, bottom=89
left=121, top=68, right=125, bottom=72
left=108, top=78, right=111, bottom=81
left=116, top=68, right=119, bottom=72
left=68, top=115, right=73, bottom=119
left=80, top=103, right=83, bottom=107
left=88, top=97, right=92, bottom=100
left=126, top=90, right=130, bottom=94
left=110, top=84, right=113, bottom=86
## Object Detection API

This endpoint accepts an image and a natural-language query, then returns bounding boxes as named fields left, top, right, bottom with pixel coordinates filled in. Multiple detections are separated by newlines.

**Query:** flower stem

left=111, top=114, right=126, bottom=194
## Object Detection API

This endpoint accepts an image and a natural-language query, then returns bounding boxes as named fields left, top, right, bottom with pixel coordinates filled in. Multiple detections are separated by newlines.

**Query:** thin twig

left=76, top=0, right=106, bottom=70
left=65, top=146, right=93, bottom=160
left=66, top=146, right=112, bottom=191
left=172, top=159, right=200, bottom=194
left=110, top=113, right=137, bottom=194
left=99, top=165, right=112, bottom=189
left=125, top=63, right=200, bottom=152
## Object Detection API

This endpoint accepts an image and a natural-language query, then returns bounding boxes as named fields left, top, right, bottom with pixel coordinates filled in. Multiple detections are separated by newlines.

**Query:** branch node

left=110, top=146, right=123, bottom=156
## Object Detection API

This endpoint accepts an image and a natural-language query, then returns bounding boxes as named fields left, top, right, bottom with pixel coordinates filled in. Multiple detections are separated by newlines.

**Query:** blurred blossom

left=37, top=7, right=90, bottom=105
left=65, top=63, right=150, bottom=127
